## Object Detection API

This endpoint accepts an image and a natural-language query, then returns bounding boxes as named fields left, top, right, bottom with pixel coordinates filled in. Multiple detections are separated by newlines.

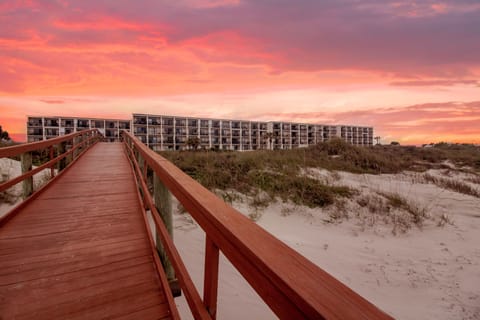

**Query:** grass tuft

left=423, top=173, right=480, bottom=198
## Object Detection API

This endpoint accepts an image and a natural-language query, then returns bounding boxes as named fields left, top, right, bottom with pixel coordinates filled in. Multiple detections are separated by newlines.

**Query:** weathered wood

left=21, top=152, right=33, bottom=199
left=203, top=236, right=219, bottom=319
left=0, top=143, right=177, bottom=319
left=154, top=173, right=176, bottom=283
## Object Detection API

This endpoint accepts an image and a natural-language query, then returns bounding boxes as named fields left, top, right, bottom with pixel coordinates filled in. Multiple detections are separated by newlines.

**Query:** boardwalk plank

left=0, top=238, right=148, bottom=269
left=11, top=283, right=163, bottom=319
left=2, top=256, right=153, bottom=292
left=0, top=225, right=147, bottom=255
left=9, top=270, right=162, bottom=316
left=0, top=143, right=174, bottom=319
left=113, top=303, right=172, bottom=320
left=0, top=233, right=145, bottom=266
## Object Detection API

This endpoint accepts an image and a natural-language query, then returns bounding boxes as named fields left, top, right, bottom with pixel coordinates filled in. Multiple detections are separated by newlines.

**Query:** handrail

left=0, top=129, right=103, bottom=225
left=122, top=130, right=393, bottom=320
left=0, top=129, right=99, bottom=158
left=123, top=133, right=211, bottom=320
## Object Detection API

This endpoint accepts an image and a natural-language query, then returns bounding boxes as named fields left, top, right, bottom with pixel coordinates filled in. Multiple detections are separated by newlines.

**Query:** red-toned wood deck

left=0, top=143, right=174, bottom=319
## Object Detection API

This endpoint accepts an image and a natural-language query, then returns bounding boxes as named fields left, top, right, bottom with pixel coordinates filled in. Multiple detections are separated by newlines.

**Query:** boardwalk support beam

left=57, top=141, right=67, bottom=171
left=21, top=152, right=33, bottom=199
left=154, top=173, right=179, bottom=296
left=204, top=236, right=219, bottom=319
left=73, top=136, right=80, bottom=159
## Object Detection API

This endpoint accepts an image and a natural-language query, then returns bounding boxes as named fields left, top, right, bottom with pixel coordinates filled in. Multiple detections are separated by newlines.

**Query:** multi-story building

left=132, top=114, right=373, bottom=151
left=26, top=114, right=373, bottom=150
left=26, top=116, right=131, bottom=142
left=132, top=114, right=270, bottom=151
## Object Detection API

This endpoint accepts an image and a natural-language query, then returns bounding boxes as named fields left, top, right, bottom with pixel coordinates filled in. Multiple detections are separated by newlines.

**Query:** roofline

left=26, top=114, right=373, bottom=129
left=27, top=115, right=131, bottom=122
left=132, top=113, right=373, bottom=129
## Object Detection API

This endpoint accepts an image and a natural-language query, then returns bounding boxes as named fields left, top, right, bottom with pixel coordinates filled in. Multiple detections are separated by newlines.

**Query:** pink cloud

left=0, top=0, right=478, bottom=148
left=1, top=0, right=478, bottom=87
left=390, top=79, right=479, bottom=87
left=257, top=101, right=480, bottom=145
left=181, top=0, right=241, bottom=9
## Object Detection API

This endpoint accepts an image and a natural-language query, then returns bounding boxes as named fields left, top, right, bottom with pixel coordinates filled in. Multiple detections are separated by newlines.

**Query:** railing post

left=153, top=173, right=179, bottom=296
left=84, top=131, right=88, bottom=148
left=73, top=135, right=80, bottom=159
left=67, top=138, right=74, bottom=164
left=87, top=131, right=91, bottom=147
left=138, top=152, right=144, bottom=176
left=49, top=146, right=55, bottom=178
left=82, top=132, right=87, bottom=150
left=21, top=152, right=33, bottom=199
left=58, top=141, right=67, bottom=171
left=143, top=158, right=148, bottom=182
left=204, top=236, right=220, bottom=319
left=137, top=153, right=147, bottom=208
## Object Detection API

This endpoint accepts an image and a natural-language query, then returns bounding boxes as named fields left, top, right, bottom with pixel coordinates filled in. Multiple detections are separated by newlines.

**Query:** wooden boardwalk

left=0, top=143, right=174, bottom=319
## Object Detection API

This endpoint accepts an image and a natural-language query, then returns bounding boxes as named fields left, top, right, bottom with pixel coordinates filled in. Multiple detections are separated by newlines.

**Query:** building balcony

left=134, top=117, right=147, bottom=125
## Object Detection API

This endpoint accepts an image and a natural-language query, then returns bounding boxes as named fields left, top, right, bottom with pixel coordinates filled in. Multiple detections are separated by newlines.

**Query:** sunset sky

left=1, top=0, right=479, bottom=144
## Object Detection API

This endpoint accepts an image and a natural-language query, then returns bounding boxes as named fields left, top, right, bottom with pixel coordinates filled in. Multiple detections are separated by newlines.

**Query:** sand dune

left=173, top=169, right=480, bottom=319
left=0, top=158, right=53, bottom=218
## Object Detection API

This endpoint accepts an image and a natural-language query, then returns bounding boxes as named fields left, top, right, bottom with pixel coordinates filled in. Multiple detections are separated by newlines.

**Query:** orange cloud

left=52, top=17, right=151, bottom=32
left=2, top=97, right=479, bottom=145
left=1, top=0, right=479, bottom=146
left=258, top=101, right=480, bottom=145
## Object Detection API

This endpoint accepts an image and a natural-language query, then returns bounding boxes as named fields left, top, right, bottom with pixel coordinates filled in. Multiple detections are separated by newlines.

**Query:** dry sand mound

left=173, top=169, right=480, bottom=319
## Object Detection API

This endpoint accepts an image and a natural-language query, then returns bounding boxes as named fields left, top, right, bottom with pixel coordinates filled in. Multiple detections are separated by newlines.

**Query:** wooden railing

left=0, top=129, right=103, bottom=225
left=122, top=130, right=394, bottom=320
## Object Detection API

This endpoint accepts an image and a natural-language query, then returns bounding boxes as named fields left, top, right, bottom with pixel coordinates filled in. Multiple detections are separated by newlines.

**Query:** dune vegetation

left=161, top=139, right=480, bottom=208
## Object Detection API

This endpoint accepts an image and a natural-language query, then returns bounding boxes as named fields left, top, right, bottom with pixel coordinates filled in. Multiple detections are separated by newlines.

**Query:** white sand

left=173, top=169, right=480, bottom=320
left=0, top=158, right=53, bottom=218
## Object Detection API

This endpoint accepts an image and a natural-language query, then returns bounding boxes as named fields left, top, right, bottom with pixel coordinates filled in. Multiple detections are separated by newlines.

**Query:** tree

left=185, top=136, right=200, bottom=150
left=390, top=141, right=400, bottom=146
left=264, top=132, right=274, bottom=150
left=0, top=125, right=11, bottom=141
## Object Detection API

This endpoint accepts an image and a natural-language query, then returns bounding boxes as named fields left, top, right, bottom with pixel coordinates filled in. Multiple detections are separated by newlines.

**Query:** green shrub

left=160, top=140, right=480, bottom=208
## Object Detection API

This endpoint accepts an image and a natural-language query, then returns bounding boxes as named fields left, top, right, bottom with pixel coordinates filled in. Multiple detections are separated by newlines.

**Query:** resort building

left=26, top=116, right=131, bottom=143
left=132, top=114, right=373, bottom=151
left=26, top=114, right=373, bottom=150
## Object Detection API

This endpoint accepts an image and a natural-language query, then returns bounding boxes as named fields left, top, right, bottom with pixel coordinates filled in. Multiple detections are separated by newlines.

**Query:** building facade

left=27, top=116, right=131, bottom=142
left=26, top=114, right=373, bottom=150
left=132, top=114, right=373, bottom=151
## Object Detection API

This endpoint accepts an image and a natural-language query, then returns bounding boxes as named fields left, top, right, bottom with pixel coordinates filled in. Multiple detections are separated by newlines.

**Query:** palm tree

left=185, top=136, right=200, bottom=150
left=0, top=125, right=11, bottom=141
left=264, top=132, right=274, bottom=150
